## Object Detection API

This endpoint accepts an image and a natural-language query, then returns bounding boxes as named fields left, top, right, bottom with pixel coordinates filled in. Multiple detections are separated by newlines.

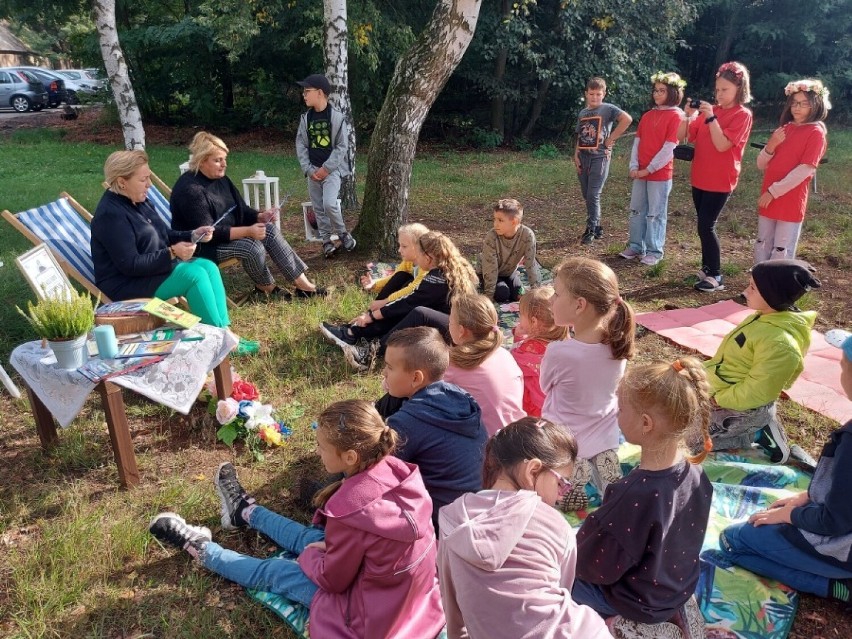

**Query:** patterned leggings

left=216, top=223, right=307, bottom=287
left=559, top=448, right=622, bottom=512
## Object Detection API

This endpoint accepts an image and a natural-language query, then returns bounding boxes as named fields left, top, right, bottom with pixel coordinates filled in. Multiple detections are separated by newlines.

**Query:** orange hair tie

left=671, top=360, right=684, bottom=372
left=703, top=437, right=714, bottom=453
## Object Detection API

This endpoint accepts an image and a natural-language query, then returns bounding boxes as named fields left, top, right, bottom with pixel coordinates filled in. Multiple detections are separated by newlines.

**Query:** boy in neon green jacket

left=706, top=259, right=820, bottom=463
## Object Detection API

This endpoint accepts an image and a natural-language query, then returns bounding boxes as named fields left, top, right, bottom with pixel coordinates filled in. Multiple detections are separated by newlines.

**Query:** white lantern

left=242, top=170, right=281, bottom=230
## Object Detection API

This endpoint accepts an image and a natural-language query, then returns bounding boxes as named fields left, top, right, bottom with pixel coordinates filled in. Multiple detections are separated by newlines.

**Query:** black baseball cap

left=297, top=74, right=331, bottom=95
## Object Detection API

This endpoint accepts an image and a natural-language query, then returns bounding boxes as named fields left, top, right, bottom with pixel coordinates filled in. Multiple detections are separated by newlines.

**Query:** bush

left=533, top=143, right=559, bottom=160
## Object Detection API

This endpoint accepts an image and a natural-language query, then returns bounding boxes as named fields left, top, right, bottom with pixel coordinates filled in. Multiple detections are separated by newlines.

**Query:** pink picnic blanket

left=636, top=300, right=851, bottom=424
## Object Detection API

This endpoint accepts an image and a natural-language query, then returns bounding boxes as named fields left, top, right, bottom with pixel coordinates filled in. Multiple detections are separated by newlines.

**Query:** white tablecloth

left=10, top=325, right=236, bottom=428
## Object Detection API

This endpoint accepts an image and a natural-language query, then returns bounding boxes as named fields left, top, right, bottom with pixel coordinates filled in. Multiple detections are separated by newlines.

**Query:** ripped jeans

left=626, top=178, right=672, bottom=259
left=754, top=216, right=802, bottom=264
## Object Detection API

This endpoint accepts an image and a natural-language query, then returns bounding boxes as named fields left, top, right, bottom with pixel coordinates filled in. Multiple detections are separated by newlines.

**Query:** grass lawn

left=0, top=112, right=850, bottom=638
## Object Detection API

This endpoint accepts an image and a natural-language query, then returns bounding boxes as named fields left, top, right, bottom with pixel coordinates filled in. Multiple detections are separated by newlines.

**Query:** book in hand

left=142, top=298, right=201, bottom=329
left=77, top=355, right=165, bottom=383
left=95, top=300, right=149, bottom=317
left=114, top=340, right=179, bottom=359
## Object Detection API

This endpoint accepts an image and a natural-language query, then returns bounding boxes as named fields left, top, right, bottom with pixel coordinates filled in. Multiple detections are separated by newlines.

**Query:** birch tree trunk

left=356, top=0, right=482, bottom=255
left=93, top=0, right=145, bottom=150
left=324, top=0, right=358, bottom=211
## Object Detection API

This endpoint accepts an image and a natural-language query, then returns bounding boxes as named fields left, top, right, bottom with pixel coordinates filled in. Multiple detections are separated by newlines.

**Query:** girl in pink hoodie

left=437, top=417, right=612, bottom=639
left=149, top=400, right=444, bottom=639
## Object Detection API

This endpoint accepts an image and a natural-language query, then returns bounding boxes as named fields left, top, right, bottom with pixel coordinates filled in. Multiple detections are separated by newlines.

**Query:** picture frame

left=15, top=244, right=75, bottom=301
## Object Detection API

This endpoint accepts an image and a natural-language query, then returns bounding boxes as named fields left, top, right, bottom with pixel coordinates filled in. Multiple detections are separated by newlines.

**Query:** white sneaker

left=640, top=255, right=661, bottom=266
left=619, top=247, right=642, bottom=260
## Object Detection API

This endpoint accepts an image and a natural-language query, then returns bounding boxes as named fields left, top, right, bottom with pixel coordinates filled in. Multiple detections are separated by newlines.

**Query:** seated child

left=149, top=400, right=444, bottom=639
left=360, top=222, right=430, bottom=311
left=574, top=357, right=714, bottom=635
left=542, top=257, right=635, bottom=510
left=438, top=417, right=611, bottom=639
left=443, top=293, right=525, bottom=436
left=383, top=326, right=487, bottom=528
left=511, top=287, right=568, bottom=417
left=477, top=198, right=540, bottom=302
left=321, top=231, right=478, bottom=371
left=705, top=259, right=821, bottom=463
left=719, top=329, right=852, bottom=607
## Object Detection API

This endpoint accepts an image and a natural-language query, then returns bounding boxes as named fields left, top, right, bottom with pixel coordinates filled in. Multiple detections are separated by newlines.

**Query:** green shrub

left=17, top=289, right=96, bottom=340
left=533, top=143, right=559, bottom=160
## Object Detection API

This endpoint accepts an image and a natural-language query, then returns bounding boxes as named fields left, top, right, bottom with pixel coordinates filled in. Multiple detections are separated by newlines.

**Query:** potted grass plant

left=17, top=289, right=96, bottom=370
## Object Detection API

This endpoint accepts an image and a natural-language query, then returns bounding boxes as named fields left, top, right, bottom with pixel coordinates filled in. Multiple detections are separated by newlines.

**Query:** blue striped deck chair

left=2, top=193, right=107, bottom=301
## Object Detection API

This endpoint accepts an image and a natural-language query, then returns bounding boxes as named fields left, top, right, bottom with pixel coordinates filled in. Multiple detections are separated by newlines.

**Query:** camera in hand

left=689, top=98, right=701, bottom=109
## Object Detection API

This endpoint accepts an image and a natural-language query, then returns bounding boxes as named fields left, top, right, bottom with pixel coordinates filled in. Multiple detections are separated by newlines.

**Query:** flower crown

left=716, top=62, right=745, bottom=81
left=651, top=72, right=686, bottom=89
left=784, top=79, right=832, bottom=109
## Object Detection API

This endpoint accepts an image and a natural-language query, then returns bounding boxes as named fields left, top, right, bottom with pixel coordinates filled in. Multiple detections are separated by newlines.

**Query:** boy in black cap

left=704, top=259, right=821, bottom=463
left=295, top=74, right=356, bottom=258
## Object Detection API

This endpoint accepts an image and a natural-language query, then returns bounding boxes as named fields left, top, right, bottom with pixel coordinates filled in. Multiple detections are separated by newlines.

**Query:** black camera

left=689, top=98, right=701, bottom=109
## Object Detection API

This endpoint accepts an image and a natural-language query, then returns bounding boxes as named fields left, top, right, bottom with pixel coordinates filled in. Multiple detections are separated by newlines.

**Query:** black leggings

left=349, top=306, right=451, bottom=355
left=375, top=271, right=414, bottom=301
left=692, top=187, right=731, bottom=278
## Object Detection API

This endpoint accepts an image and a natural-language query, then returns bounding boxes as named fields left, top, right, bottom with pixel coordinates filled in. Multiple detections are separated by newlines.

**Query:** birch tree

left=356, top=0, right=482, bottom=254
left=93, top=0, right=145, bottom=149
left=324, top=0, right=358, bottom=210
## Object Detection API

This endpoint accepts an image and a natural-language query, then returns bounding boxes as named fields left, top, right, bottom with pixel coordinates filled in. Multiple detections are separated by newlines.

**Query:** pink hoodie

left=298, top=456, right=445, bottom=639
left=438, top=490, right=612, bottom=639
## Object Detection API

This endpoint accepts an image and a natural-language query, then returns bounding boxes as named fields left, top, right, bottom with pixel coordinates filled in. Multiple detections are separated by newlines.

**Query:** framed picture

left=15, top=244, right=74, bottom=300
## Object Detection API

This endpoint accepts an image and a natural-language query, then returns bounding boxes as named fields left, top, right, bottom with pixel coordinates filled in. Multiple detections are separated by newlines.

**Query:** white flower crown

left=651, top=72, right=686, bottom=90
left=784, top=80, right=832, bottom=110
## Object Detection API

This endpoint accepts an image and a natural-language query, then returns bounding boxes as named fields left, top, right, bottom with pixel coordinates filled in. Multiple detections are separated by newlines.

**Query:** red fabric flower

left=231, top=380, right=259, bottom=402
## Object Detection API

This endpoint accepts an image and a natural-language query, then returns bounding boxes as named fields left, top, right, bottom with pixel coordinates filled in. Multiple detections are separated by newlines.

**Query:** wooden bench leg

left=213, top=355, right=233, bottom=399
left=25, top=384, right=59, bottom=450
left=97, top=381, right=140, bottom=488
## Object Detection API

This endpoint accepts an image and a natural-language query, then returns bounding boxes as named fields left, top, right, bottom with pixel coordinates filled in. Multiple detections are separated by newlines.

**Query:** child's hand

left=368, top=299, right=387, bottom=312
left=758, top=191, right=774, bottom=209
left=765, top=126, right=786, bottom=154
left=697, top=101, right=714, bottom=118
left=305, top=541, right=327, bottom=552
left=748, top=502, right=795, bottom=527
left=360, top=274, right=374, bottom=289
left=767, top=492, right=809, bottom=510
left=574, top=155, right=582, bottom=172
left=312, top=167, right=330, bottom=181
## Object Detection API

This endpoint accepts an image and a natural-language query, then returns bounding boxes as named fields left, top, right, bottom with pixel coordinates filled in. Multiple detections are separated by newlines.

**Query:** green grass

left=1, top=121, right=850, bottom=638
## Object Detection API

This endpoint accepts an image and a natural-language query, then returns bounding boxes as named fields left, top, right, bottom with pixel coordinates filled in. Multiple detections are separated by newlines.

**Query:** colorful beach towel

left=636, top=300, right=851, bottom=424
left=566, top=443, right=810, bottom=639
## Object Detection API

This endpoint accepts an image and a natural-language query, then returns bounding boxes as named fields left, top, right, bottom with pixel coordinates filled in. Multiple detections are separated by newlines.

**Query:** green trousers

left=154, top=258, right=230, bottom=327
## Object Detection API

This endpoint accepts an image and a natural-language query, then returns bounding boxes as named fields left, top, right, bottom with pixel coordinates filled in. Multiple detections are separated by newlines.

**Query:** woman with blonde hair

left=91, top=149, right=258, bottom=355
left=170, top=131, right=326, bottom=302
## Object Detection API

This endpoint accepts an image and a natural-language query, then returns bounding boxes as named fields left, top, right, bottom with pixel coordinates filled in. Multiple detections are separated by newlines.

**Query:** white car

left=56, top=69, right=103, bottom=94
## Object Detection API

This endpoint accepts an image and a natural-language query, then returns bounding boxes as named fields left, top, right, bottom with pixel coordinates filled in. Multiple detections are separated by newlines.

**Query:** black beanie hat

left=751, top=259, right=821, bottom=311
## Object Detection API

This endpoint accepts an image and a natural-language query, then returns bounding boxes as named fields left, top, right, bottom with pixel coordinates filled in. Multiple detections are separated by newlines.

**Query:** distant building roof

left=0, top=21, right=33, bottom=54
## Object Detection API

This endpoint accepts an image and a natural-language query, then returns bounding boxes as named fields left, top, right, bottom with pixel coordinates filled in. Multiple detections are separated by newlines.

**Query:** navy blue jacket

left=388, top=380, right=487, bottom=523
left=91, top=190, right=190, bottom=301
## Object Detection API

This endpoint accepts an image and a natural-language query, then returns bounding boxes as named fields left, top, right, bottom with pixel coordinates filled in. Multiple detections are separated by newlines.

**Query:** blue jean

left=578, top=153, right=611, bottom=229
left=627, top=179, right=672, bottom=259
left=306, top=171, right=345, bottom=242
left=201, top=505, right=325, bottom=605
left=720, top=521, right=852, bottom=597
left=572, top=578, right=619, bottom=617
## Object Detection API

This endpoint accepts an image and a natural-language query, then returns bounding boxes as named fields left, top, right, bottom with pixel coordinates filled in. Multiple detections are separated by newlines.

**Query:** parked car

left=0, top=68, right=48, bottom=112
left=5, top=67, right=69, bottom=107
left=56, top=69, right=103, bottom=92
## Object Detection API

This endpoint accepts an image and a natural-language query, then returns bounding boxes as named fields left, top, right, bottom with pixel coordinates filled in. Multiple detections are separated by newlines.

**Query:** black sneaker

left=754, top=420, right=790, bottom=464
left=580, top=227, right=594, bottom=245
left=295, top=287, right=330, bottom=299
left=149, top=512, right=212, bottom=558
left=594, top=225, right=604, bottom=240
left=323, top=241, right=338, bottom=258
left=320, top=321, right=357, bottom=348
left=340, top=232, right=357, bottom=252
left=215, top=462, right=255, bottom=530
left=343, top=338, right=379, bottom=372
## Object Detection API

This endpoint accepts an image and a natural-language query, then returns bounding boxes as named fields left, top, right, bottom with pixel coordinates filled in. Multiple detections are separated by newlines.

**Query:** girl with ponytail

left=149, top=400, right=444, bottom=638
left=573, top=357, right=714, bottom=635
left=542, top=257, right=635, bottom=511
left=444, top=293, right=525, bottom=436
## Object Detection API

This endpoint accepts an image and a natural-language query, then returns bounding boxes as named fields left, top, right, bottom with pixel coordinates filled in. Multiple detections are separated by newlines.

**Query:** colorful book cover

left=117, top=328, right=203, bottom=344
left=77, top=355, right=165, bottom=383
left=115, top=340, right=179, bottom=359
left=95, top=300, right=149, bottom=317
left=142, top=298, right=200, bottom=329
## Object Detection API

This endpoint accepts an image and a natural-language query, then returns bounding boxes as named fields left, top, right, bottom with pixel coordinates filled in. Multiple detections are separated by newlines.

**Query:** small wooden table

left=23, top=358, right=232, bottom=488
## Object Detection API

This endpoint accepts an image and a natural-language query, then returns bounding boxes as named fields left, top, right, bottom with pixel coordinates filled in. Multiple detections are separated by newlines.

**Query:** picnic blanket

left=636, top=300, right=851, bottom=424
left=247, top=443, right=808, bottom=638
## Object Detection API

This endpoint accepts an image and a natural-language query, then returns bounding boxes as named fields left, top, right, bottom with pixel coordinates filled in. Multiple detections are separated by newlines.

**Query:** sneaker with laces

left=323, top=241, right=338, bottom=258
left=610, top=616, right=684, bottom=639
left=215, top=462, right=255, bottom=529
left=339, top=232, right=357, bottom=252
left=754, top=419, right=790, bottom=464
left=619, top=247, right=642, bottom=260
left=640, top=254, right=661, bottom=266
left=149, top=512, right=212, bottom=559
left=320, top=322, right=357, bottom=348
left=694, top=275, right=725, bottom=292
left=580, top=227, right=595, bottom=245
left=557, top=485, right=589, bottom=513
left=343, top=338, right=379, bottom=372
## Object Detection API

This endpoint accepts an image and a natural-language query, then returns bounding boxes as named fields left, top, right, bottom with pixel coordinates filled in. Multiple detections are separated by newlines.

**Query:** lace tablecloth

left=10, top=325, right=236, bottom=428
